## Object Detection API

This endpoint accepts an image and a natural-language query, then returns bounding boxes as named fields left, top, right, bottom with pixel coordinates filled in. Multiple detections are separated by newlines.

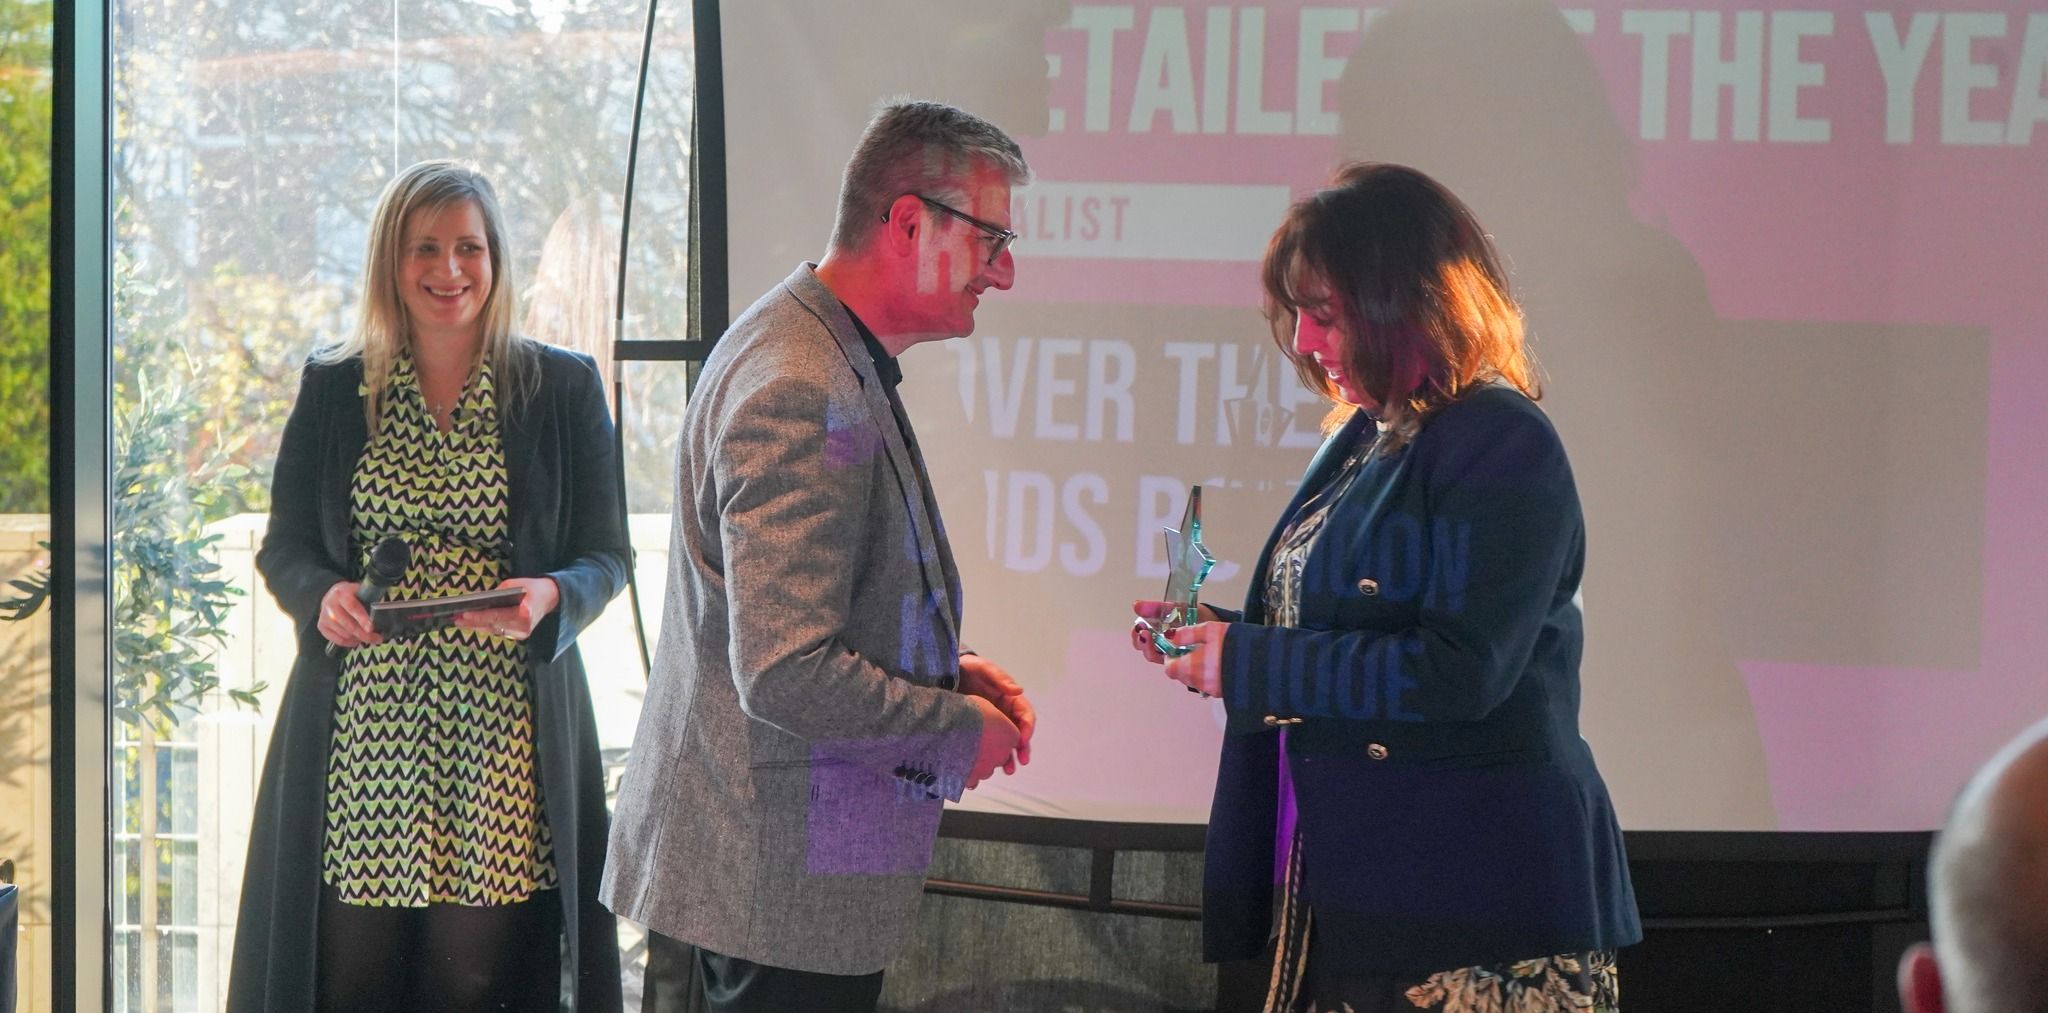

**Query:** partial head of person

left=318, top=159, right=533, bottom=431
left=524, top=192, right=623, bottom=384
left=1260, top=162, right=1537, bottom=450
left=820, top=99, right=1030, bottom=348
left=1899, top=716, right=2048, bottom=1013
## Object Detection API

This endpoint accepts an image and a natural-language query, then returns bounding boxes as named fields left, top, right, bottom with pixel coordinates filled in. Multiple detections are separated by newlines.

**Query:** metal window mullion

left=52, top=0, right=115, bottom=1010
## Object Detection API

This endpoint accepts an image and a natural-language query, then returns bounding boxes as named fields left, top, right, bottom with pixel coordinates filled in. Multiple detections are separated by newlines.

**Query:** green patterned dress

left=322, top=354, right=557, bottom=907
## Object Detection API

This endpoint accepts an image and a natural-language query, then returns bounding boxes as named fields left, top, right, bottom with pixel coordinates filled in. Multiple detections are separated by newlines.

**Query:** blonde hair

left=316, top=160, right=534, bottom=433
left=523, top=193, right=621, bottom=391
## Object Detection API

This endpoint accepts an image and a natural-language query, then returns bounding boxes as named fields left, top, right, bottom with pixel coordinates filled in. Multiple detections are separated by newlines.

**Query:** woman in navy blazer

left=1133, top=163, right=1639, bottom=1012
left=228, top=162, right=627, bottom=1013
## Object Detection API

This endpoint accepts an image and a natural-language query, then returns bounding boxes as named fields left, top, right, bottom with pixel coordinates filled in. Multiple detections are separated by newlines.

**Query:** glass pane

left=108, top=0, right=687, bottom=1008
left=116, top=740, right=136, bottom=825
left=589, top=359, right=684, bottom=808
left=616, top=0, right=694, bottom=348
left=0, top=4, right=53, bottom=1013
left=114, top=929, right=141, bottom=1012
left=618, top=359, right=691, bottom=520
left=600, top=4, right=695, bottom=1006
left=164, top=930, right=198, bottom=1012
left=153, top=745, right=194, bottom=836
left=167, top=839, right=198, bottom=926
left=116, top=836, right=141, bottom=926
left=152, top=929, right=171, bottom=1011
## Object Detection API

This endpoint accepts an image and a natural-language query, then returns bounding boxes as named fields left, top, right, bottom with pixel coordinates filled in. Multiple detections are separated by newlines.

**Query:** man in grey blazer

left=602, top=101, right=1037, bottom=1011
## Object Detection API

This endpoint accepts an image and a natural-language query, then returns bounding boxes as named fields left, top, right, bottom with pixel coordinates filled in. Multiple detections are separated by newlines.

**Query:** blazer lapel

left=783, top=267, right=962, bottom=647
left=1238, top=410, right=1373, bottom=623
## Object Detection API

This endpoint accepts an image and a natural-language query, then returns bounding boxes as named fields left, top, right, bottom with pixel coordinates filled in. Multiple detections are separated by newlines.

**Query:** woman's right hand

left=317, top=582, right=384, bottom=649
left=1129, top=600, right=1220, bottom=665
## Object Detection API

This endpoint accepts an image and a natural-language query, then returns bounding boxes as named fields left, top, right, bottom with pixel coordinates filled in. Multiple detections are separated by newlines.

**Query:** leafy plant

left=0, top=268, right=275, bottom=731
left=108, top=256, right=267, bottom=726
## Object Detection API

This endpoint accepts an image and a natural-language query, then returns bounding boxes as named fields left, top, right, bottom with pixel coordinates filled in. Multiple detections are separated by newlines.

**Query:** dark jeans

left=642, top=929, right=885, bottom=1013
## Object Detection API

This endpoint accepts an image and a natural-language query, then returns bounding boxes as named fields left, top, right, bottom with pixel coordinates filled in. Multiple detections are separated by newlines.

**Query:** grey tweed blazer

left=601, top=265, right=984, bottom=975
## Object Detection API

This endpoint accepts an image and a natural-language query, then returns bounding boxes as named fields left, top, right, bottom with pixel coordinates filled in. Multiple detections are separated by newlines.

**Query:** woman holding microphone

left=230, top=161, right=627, bottom=1013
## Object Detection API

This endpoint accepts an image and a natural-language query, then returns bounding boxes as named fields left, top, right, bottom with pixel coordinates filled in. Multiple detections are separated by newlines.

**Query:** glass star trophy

left=1137, top=485, right=1217, bottom=658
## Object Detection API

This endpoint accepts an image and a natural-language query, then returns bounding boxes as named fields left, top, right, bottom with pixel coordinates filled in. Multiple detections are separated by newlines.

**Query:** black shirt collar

left=840, top=302, right=902, bottom=390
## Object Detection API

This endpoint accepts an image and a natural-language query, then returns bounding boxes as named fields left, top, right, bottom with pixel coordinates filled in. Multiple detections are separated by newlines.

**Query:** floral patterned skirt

left=1296, top=951, right=1619, bottom=1013
left=1267, top=831, right=1621, bottom=1013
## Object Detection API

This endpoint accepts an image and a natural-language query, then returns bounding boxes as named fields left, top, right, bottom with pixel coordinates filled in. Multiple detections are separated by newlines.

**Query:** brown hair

left=1261, top=162, right=1537, bottom=451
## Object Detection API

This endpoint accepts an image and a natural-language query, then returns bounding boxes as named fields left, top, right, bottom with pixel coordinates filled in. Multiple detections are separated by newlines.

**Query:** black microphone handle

left=322, top=577, right=395, bottom=659
left=326, top=537, right=412, bottom=658
left=355, top=579, right=392, bottom=608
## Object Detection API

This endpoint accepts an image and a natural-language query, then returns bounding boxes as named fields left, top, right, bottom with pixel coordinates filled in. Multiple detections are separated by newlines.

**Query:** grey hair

left=828, top=99, right=1031, bottom=253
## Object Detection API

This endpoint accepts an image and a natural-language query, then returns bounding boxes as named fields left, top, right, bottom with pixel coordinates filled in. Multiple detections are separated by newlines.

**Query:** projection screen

left=718, top=0, right=2048, bottom=831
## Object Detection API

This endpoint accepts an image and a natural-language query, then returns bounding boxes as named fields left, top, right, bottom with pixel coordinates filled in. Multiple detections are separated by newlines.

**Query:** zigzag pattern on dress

left=323, top=355, right=558, bottom=908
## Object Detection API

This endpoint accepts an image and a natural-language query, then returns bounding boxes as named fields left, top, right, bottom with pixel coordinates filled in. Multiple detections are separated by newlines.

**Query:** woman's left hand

left=1162, top=621, right=1227, bottom=698
left=453, top=577, right=560, bottom=641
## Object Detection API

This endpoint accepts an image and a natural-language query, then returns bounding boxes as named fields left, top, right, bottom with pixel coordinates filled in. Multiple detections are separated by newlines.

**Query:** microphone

left=325, top=537, right=412, bottom=657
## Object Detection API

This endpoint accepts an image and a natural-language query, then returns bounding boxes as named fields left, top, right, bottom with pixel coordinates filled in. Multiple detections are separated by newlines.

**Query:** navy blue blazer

left=1203, top=384, right=1641, bottom=972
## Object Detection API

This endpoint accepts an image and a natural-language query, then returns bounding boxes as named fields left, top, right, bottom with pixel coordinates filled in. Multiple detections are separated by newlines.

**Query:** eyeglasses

left=886, top=194, right=1018, bottom=266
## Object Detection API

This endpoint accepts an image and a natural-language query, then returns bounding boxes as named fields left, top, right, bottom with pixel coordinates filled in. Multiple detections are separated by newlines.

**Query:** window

left=0, top=2, right=54, bottom=1011
left=106, top=1, right=695, bottom=1006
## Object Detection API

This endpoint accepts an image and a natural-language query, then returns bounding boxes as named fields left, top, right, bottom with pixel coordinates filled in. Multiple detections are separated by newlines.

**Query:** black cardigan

left=227, top=342, right=628, bottom=1012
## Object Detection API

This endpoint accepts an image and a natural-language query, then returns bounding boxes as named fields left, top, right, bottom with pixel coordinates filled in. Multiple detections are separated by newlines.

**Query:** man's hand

left=958, top=653, right=1035, bottom=770
left=965, top=695, right=1022, bottom=790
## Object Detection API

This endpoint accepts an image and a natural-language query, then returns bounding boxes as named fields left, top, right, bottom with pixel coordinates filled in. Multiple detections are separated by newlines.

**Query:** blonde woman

left=229, top=161, right=627, bottom=1013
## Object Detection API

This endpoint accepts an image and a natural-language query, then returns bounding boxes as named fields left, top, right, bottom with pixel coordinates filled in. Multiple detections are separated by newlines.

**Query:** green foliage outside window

left=0, top=254, right=271, bottom=728
left=111, top=254, right=266, bottom=726
left=0, top=0, right=51, bottom=513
